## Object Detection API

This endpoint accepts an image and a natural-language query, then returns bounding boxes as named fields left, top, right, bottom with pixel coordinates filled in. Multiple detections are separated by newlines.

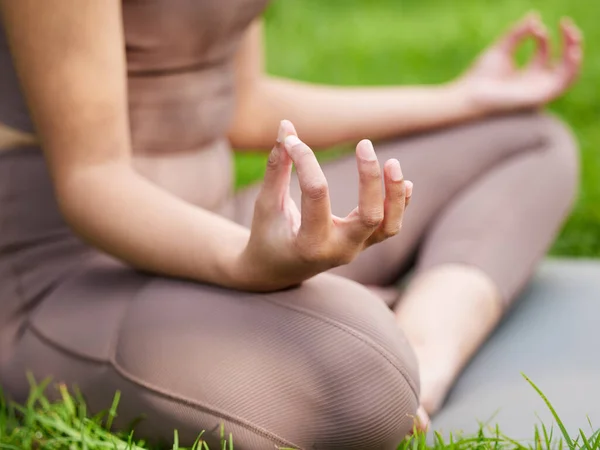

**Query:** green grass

left=236, top=0, right=600, bottom=257
left=0, top=375, right=598, bottom=449
left=3, top=0, right=598, bottom=448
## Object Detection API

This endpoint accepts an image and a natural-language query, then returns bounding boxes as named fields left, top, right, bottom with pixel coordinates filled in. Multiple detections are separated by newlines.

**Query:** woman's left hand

left=456, top=13, right=583, bottom=115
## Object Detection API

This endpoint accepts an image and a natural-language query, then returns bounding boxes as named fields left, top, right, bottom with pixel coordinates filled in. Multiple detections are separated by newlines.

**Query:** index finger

left=496, top=13, right=539, bottom=54
left=284, top=135, right=332, bottom=237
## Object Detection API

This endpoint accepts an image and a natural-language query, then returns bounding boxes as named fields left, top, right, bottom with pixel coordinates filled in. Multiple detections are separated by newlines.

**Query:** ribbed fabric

left=0, top=0, right=579, bottom=448
left=0, top=175, right=420, bottom=446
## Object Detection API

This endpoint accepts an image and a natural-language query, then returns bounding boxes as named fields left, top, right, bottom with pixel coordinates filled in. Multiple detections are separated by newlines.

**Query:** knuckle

left=359, top=161, right=381, bottom=181
left=305, top=181, right=329, bottom=201
left=390, top=180, right=406, bottom=199
left=360, top=210, right=384, bottom=229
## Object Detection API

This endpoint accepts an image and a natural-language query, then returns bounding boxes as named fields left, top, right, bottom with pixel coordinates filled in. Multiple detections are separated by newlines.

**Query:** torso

left=0, top=0, right=270, bottom=211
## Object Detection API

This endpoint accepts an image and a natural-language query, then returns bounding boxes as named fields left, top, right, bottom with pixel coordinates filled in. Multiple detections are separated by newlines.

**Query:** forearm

left=57, top=163, right=251, bottom=288
left=229, top=77, right=482, bottom=149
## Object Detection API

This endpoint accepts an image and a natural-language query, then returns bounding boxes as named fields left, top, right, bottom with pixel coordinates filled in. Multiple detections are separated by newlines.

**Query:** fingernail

left=404, top=180, right=413, bottom=196
left=277, top=120, right=289, bottom=143
left=284, top=135, right=302, bottom=152
left=357, top=140, right=377, bottom=161
left=390, top=160, right=403, bottom=181
left=267, top=147, right=279, bottom=166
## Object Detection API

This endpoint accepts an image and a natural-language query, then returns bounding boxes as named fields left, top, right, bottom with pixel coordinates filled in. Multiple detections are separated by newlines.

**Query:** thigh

left=0, top=254, right=418, bottom=450
left=233, top=112, right=571, bottom=286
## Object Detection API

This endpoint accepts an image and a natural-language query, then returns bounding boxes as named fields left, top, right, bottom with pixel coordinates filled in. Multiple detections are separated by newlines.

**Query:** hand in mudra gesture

left=235, top=120, right=412, bottom=291
left=458, top=12, right=583, bottom=113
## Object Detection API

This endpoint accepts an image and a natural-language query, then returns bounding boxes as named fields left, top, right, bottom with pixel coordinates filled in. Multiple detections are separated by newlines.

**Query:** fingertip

left=532, top=21, right=548, bottom=37
left=358, top=138, right=373, bottom=146
left=500, top=13, right=537, bottom=50
left=277, top=119, right=298, bottom=144
left=404, top=180, right=413, bottom=197
left=516, top=10, right=539, bottom=30
left=527, top=10, right=543, bottom=26
left=356, top=139, right=377, bottom=162
left=560, top=16, right=575, bottom=27
left=561, top=22, right=583, bottom=63
left=386, top=158, right=403, bottom=182
left=561, top=17, right=582, bottom=39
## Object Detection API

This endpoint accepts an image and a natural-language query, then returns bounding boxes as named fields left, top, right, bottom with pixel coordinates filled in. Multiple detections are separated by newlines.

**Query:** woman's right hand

left=232, top=120, right=413, bottom=291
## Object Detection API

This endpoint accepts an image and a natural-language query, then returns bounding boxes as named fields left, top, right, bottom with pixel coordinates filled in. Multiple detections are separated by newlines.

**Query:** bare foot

left=416, top=358, right=455, bottom=414
left=414, top=405, right=431, bottom=433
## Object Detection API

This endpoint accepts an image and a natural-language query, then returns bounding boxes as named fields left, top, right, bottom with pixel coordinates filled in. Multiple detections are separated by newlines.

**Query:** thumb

left=259, top=120, right=297, bottom=210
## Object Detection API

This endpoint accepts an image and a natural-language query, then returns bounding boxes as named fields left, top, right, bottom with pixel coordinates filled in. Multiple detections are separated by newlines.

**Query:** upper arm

left=0, top=0, right=131, bottom=182
left=229, top=19, right=269, bottom=146
left=234, top=18, right=265, bottom=96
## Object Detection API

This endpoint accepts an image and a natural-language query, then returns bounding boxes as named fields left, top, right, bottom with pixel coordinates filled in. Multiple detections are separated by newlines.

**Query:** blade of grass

left=522, top=374, right=574, bottom=450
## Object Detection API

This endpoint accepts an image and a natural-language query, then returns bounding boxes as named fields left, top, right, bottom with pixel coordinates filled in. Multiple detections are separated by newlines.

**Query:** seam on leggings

left=109, top=359, right=301, bottom=450
left=26, top=323, right=112, bottom=364
left=18, top=252, right=114, bottom=364
left=109, top=280, right=302, bottom=450
left=254, top=293, right=419, bottom=401
left=26, top=310, right=302, bottom=449
left=24, top=278, right=417, bottom=446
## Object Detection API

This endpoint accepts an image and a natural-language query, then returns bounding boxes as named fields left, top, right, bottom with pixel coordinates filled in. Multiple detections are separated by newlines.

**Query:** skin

left=398, top=14, right=583, bottom=418
left=0, top=0, right=582, bottom=428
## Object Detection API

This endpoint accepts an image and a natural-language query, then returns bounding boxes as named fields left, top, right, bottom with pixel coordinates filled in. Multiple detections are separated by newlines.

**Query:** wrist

left=443, top=78, right=491, bottom=120
left=222, top=246, right=260, bottom=291
left=219, top=243, right=287, bottom=292
left=224, top=242, right=315, bottom=293
left=208, top=230, right=259, bottom=291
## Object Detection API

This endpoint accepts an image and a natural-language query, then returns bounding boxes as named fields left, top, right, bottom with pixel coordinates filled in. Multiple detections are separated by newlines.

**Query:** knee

left=116, top=275, right=421, bottom=448
left=533, top=112, right=580, bottom=208
left=269, top=275, right=421, bottom=447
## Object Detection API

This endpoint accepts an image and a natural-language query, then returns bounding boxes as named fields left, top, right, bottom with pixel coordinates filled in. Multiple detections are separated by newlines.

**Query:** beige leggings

left=0, top=112, right=578, bottom=449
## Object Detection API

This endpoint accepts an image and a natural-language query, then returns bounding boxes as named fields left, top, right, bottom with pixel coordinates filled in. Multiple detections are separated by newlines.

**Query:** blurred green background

left=235, top=0, right=599, bottom=257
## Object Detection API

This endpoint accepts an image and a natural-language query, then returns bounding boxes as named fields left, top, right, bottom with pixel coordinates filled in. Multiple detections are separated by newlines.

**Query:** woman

left=0, top=0, right=581, bottom=449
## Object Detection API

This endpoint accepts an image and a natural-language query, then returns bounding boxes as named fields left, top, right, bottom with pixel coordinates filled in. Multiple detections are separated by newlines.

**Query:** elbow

left=228, top=117, right=271, bottom=150
left=228, top=104, right=273, bottom=149
left=53, top=162, right=132, bottom=239
left=228, top=82, right=276, bottom=150
left=53, top=165, right=102, bottom=238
